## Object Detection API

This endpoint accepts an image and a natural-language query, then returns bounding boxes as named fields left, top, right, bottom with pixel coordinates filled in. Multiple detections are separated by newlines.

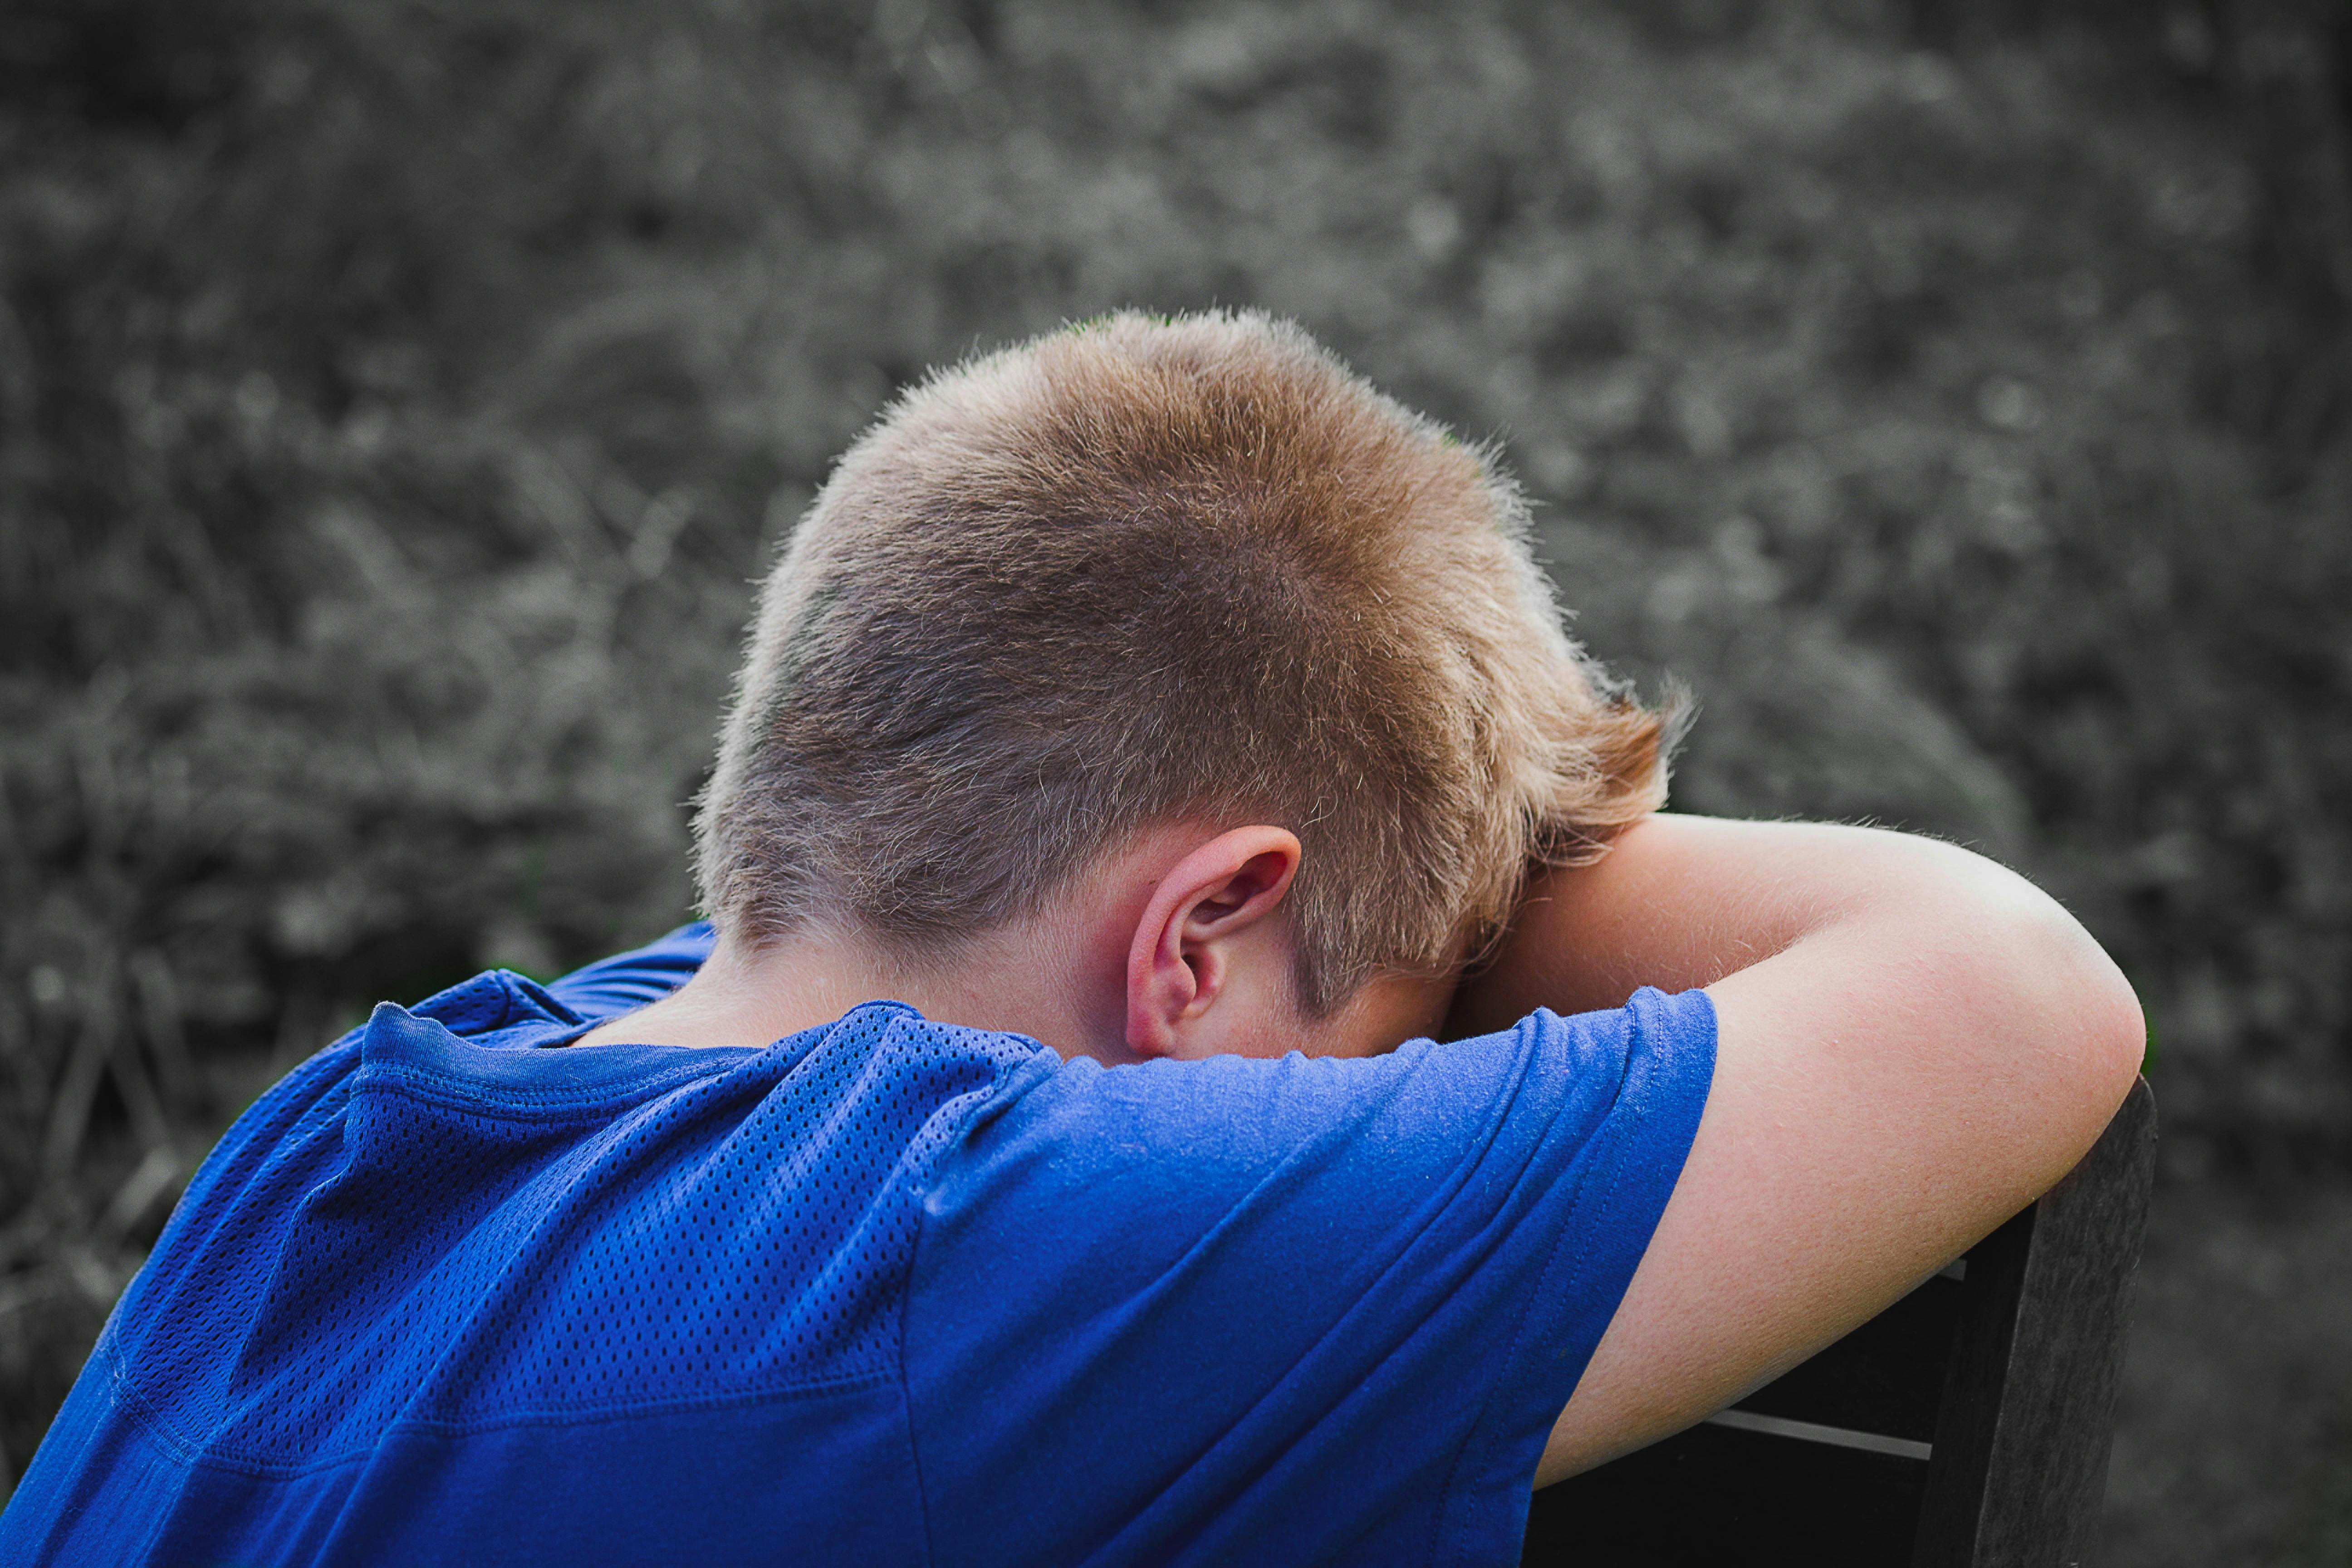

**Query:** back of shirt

left=0, top=925, right=1713, bottom=1567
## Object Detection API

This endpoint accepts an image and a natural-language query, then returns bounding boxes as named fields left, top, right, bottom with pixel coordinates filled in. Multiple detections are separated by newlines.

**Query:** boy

left=1, top=313, right=2143, bottom=1565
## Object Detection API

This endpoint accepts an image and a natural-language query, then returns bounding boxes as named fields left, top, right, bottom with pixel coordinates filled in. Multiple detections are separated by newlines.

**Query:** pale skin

left=575, top=812, right=2147, bottom=1488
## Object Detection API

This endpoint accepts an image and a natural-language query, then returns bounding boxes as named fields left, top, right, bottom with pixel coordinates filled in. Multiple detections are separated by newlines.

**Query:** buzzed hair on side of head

left=695, top=309, right=1672, bottom=1014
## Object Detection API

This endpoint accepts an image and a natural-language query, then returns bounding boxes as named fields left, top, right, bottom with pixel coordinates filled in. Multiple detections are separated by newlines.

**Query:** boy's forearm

left=1450, top=813, right=1827, bottom=1033
left=1451, top=813, right=2136, bottom=1054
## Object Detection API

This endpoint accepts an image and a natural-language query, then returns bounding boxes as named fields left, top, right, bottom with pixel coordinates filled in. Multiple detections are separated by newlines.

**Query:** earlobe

left=1124, top=825, right=1301, bottom=1059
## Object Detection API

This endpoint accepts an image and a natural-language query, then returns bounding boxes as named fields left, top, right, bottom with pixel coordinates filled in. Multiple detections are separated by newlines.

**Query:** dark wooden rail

left=1525, top=1078, right=2156, bottom=1568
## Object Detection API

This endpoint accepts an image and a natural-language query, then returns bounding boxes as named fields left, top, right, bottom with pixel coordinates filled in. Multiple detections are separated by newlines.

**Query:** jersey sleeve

left=899, top=987, right=1715, bottom=1568
left=541, top=921, right=715, bottom=1021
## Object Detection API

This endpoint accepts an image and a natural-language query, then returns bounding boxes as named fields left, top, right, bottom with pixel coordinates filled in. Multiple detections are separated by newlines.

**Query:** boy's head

left=696, top=310, right=1667, bottom=1034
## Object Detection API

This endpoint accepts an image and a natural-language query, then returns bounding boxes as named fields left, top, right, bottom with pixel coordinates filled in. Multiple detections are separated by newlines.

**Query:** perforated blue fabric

left=106, top=966, right=1044, bottom=1471
left=5, top=923, right=1716, bottom=1568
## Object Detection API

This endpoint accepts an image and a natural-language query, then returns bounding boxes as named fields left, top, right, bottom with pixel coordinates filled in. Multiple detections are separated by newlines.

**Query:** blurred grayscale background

left=1, top=0, right=2348, bottom=1558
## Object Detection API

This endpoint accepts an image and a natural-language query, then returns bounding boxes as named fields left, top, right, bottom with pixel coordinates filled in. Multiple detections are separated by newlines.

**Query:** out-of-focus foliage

left=1, top=0, right=2347, bottom=1497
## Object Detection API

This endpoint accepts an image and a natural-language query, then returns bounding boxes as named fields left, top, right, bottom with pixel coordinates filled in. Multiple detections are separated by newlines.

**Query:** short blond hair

left=696, top=310, right=1669, bottom=1013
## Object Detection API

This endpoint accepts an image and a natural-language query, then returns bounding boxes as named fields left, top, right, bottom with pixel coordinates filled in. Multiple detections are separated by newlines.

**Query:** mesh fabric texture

left=111, top=970, right=1044, bottom=1472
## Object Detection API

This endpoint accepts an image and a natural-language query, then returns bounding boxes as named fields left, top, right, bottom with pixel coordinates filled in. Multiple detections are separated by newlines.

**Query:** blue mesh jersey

left=4, top=924, right=1715, bottom=1567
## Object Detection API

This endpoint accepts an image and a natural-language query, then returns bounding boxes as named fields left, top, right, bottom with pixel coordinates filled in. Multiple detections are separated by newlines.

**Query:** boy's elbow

left=2073, top=924, right=2148, bottom=1113
left=1904, top=838, right=2145, bottom=1165
left=2003, top=897, right=2147, bottom=1153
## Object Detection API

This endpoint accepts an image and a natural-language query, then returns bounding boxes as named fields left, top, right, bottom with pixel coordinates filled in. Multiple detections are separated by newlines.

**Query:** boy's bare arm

left=1449, top=814, right=2146, bottom=1486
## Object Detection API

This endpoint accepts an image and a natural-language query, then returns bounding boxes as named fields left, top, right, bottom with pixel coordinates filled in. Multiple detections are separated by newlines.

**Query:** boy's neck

left=576, top=916, right=1129, bottom=1063
left=568, top=825, right=1458, bottom=1064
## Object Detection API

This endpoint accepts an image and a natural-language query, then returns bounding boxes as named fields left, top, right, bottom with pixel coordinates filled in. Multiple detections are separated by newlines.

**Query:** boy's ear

left=1125, top=826, right=1302, bottom=1059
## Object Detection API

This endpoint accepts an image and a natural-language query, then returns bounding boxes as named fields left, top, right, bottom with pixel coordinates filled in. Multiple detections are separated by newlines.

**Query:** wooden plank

left=1910, top=1078, right=2156, bottom=1567
left=1702, top=1407, right=1933, bottom=1460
